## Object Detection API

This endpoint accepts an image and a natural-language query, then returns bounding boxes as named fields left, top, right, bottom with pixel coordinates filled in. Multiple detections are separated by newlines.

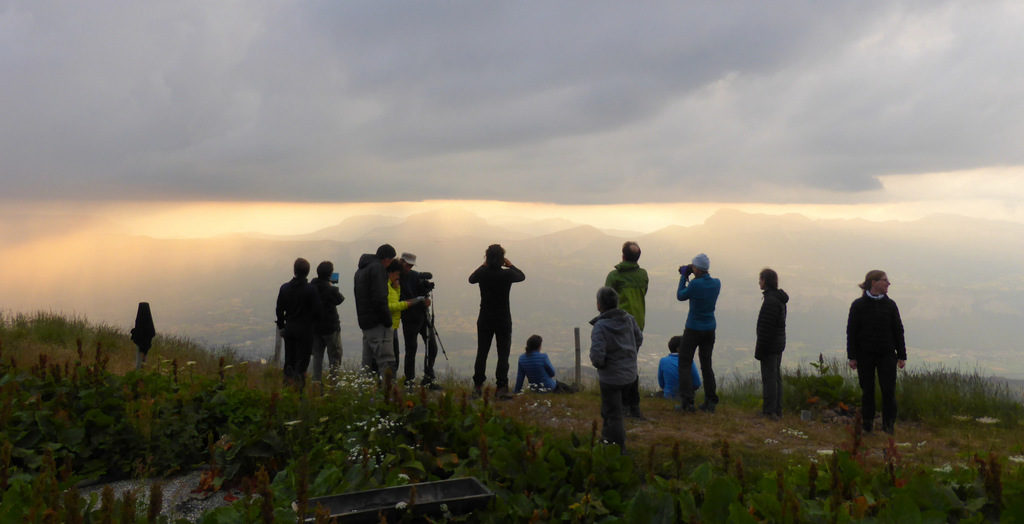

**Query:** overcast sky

left=3, top=1, right=1024, bottom=206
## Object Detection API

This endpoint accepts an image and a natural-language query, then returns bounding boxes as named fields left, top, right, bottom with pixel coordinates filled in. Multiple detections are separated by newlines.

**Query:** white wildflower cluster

left=952, top=415, right=972, bottom=421
left=1009, top=455, right=1024, bottom=464
left=395, top=501, right=408, bottom=510
left=895, top=442, right=912, bottom=448
left=527, top=399, right=553, bottom=409
left=763, top=438, right=780, bottom=445
left=397, top=473, right=410, bottom=483
left=933, top=463, right=953, bottom=473
left=327, top=370, right=379, bottom=394
left=346, top=443, right=385, bottom=464
left=781, top=428, right=808, bottom=439
left=346, top=414, right=401, bottom=438
left=816, top=450, right=834, bottom=456
left=917, top=441, right=928, bottom=448
left=343, top=414, right=400, bottom=464
left=976, top=417, right=1000, bottom=424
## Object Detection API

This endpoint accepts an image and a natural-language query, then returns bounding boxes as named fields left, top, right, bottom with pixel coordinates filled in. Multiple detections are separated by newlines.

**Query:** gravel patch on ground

left=78, top=469, right=238, bottom=522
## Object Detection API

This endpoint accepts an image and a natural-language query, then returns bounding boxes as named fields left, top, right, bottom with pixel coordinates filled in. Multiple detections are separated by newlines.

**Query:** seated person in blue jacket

left=514, top=334, right=576, bottom=393
left=658, top=335, right=701, bottom=399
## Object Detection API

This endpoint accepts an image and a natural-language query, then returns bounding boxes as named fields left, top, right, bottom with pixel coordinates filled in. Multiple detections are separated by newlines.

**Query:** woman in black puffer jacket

left=847, top=269, right=907, bottom=435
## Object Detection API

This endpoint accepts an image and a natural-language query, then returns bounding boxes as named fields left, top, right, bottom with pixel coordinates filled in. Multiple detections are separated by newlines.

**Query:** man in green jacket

left=605, top=241, right=648, bottom=418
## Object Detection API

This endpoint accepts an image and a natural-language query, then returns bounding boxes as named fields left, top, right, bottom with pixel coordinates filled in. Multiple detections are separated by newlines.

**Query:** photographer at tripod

left=399, top=253, right=443, bottom=389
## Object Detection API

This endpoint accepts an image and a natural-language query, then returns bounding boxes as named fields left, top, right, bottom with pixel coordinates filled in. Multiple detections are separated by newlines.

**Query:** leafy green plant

left=784, top=354, right=860, bottom=412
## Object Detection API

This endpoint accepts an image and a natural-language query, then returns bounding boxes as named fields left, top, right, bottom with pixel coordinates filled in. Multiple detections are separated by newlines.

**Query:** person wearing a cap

left=676, top=253, right=722, bottom=413
left=399, top=252, right=441, bottom=388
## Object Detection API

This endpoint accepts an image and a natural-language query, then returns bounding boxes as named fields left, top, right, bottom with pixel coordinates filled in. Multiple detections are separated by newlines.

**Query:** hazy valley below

left=3, top=208, right=1024, bottom=385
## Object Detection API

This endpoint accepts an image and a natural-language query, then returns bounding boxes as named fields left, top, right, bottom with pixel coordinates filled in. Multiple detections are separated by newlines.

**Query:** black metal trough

left=301, top=477, right=494, bottom=522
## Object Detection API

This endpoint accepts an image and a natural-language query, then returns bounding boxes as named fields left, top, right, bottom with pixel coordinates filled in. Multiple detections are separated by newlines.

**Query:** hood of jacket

left=613, top=261, right=641, bottom=273
left=357, top=253, right=379, bottom=270
left=590, top=307, right=633, bottom=328
left=764, top=288, right=789, bottom=304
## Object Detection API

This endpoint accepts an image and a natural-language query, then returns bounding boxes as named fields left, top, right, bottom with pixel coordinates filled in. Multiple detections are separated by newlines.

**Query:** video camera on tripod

left=416, top=271, right=435, bottom=293
left=410, top=270, right=447, bottom=365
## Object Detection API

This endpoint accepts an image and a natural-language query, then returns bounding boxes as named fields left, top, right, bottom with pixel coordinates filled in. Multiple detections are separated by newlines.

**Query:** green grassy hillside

left=2, top=312, right=1023, bottom=522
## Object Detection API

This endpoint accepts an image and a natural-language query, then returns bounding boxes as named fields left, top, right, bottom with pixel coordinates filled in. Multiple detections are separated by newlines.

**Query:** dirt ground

left=494, top=389, right=1021, bottom=473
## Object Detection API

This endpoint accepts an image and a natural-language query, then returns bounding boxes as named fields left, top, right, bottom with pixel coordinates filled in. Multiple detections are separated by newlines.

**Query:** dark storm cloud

left=2, top=1, right=1022, bottom=203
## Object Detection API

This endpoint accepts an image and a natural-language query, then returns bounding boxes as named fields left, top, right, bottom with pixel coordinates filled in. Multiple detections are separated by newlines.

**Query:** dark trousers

left=623, top=377, right=641, bottom=415
left=283, top=332, right=313, bottom=389
left=473, top=319, right=511, bottom=388
left=401, top=314, right=440, bottom=382
left=678, top=328, right=717, bottom=407
left=599, top=382, right=629, bottom=451
left=311, top=330, right=342, bottom=382
left=856, top=352, right=898, bottom=431
left=392, top=329, right=401, bottom=373
left=759, top=353, right=783, bottom=416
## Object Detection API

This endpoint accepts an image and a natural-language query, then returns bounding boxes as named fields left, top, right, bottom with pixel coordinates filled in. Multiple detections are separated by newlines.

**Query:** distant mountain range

left=4, top=208, right=1023, bottom=381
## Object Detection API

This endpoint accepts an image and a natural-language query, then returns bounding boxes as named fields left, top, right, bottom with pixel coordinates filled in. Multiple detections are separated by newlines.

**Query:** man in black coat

left=468, top=244, right=525, bottom=399
left=310, top=260, right=344, bottom=382
left=276, top=257, right=322, bottom=389
left=354, top=244, right=396, bottom=377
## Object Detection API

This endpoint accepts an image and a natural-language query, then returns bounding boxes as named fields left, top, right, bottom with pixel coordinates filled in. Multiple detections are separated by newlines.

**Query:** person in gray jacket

left=589, top=286, right=642, bottom=452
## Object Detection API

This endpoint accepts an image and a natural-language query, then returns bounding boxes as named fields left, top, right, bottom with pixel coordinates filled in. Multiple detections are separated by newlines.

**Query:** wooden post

left=574, top=327, right=581, bottom=388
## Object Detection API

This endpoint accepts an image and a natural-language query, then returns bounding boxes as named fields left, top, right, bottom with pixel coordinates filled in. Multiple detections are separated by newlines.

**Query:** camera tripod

left=402, top=290, right=449, bottom=388
left=423, top=291, right=449, bottom=366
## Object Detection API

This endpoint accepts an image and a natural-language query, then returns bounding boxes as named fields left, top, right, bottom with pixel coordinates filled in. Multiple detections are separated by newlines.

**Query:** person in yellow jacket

left=387, top=260, right=429, bottom=376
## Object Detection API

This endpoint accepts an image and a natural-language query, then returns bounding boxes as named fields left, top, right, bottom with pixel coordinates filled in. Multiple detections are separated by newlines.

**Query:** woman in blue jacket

left=514, top=334, right=575, bottom=393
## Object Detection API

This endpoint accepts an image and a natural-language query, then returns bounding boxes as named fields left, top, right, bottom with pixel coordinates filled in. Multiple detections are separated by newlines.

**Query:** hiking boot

left=699, top=402, right=717, bottom=414
left=472, top=386, right=483, bottom=399
left=675, top=404, right=696, bottom=413
left=495, top=386, right=514, bottom=400
left=626, top=407, right=646, bottom=420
